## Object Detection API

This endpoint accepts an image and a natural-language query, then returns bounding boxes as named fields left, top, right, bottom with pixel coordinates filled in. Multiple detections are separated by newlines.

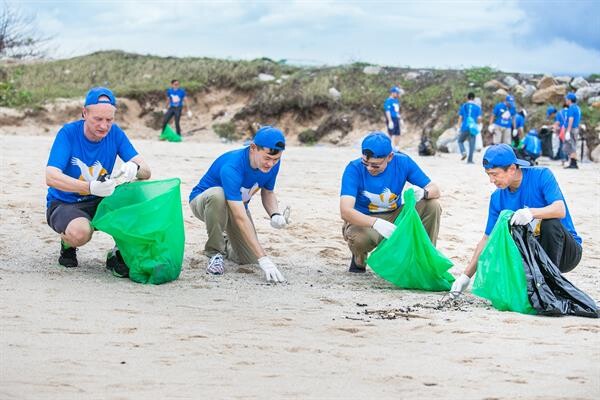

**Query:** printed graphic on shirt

left=71, top=157, right=107, bottom=194
left=362, top=188, right=399, bottom=213
left=170, top=94, right=181, bottom=103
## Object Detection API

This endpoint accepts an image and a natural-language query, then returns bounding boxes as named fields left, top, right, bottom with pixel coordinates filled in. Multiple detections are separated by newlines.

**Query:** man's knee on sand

left=64, top=217, right=94, bottom=247
left=191, top=187, right=227, bottom=221
left=343, top=225, right=377, bottom=260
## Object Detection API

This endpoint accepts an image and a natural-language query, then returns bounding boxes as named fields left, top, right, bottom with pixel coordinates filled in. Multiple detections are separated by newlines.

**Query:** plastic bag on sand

left=159, top=124, right=182, bottom=142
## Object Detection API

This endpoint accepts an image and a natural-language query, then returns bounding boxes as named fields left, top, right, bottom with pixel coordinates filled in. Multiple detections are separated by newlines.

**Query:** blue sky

left=17, top=0, right=600, bottom=75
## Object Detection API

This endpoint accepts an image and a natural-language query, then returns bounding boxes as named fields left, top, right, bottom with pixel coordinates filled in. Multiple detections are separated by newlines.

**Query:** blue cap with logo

left=565, top=92, right=577, bottom=102
left=483, top=144, right=531, bottom=169
left=85, top=87, right=116, bottom=107
left=505, top=95, right=515, bottom=104
left=362, top=131, right=392, bottom=158
left=253, top=126, right=286, bottom=151
left=546, top=105, right=557, bottom=117
left=527, top=129, right=538, bottom=136
left=389, top=86, right=401, bottom=94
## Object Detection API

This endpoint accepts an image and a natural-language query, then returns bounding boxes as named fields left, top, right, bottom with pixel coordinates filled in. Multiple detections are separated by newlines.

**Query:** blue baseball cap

left=546, top=105, right=557, bottom=117
left=253, top=126, right=286, bottom=151
left=505, top=95, right=515, bottom=104
left=85, top=87, right=116, bottom=107
left=527, top=129, right=538, bottom=136
left=483, top=144, right=531, bottom=169
left=565, top=92, right=577, bottom=102
left=362, top=131, right=392, bottom=158
left=389, top=86, right=401, bottom=94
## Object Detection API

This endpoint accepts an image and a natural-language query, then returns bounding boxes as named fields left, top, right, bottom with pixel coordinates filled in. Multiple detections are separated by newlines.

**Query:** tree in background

left=0, top=2, right=49, bottom=59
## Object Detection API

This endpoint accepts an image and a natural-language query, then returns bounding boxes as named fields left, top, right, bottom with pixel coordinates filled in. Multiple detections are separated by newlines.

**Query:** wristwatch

left=423, top=189, right=429, bottom=200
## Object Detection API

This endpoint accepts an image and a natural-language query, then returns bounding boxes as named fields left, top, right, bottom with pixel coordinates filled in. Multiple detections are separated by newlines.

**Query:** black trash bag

left=511, top=224, right=599, bottom=318
left=538, top=126, right=554, bottom=158
left=418, top=135, right=436, bottom=156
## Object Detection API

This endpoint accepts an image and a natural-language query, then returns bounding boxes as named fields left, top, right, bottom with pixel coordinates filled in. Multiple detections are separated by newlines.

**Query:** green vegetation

left=464, top=67, right=497, bottom=86
left=212, top=122, right=240, bottom=141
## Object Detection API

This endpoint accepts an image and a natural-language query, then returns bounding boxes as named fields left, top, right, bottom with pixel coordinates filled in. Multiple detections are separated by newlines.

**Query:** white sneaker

left=207, top=253, right=224, bottom=275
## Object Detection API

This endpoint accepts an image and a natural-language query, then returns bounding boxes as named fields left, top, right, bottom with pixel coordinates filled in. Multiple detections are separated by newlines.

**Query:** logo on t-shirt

left=71, top=157, right=107, bottom=182
left=241, top=183, right=260, bottom=203
left=170, top=94, right=181, bottom=104
left=362, top=188, right=398, bottom=213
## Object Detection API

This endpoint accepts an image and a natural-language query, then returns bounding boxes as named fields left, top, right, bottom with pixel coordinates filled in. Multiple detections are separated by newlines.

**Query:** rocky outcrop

left=571, top=77, right=589, bottom=89
left=537, top=75, right=558, bottom=90
left=484, top=80, right=508, bottom=90
left=532, top=85, right=567, bottom=104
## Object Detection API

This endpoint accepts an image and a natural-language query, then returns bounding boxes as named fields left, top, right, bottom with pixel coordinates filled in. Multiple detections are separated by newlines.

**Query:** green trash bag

left=159, top=124, right=182, bottom=142
left=367, top=189, right=455, bottom=291
left=472, top=210, right=536, bottom=314
left=92, top=178, right=185, bottom=284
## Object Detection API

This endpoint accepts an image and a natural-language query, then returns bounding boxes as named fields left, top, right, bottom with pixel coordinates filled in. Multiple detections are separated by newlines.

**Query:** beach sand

left=1, top=132, right=599, bottom=399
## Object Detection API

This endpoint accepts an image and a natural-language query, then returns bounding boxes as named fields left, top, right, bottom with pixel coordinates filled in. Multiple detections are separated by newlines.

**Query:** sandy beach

left=1, top=131, right=599, bottom=400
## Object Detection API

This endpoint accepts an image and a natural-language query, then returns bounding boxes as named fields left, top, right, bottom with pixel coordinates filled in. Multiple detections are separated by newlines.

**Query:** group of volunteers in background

left=44, top=83, right=585, bottom=305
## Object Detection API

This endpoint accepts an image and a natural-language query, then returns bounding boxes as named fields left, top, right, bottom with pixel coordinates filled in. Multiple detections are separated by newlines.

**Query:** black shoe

left=348, top=256, right=366, bottom=273
left=106, top=247, right=129, bottom=278
left=564, top=159, right=579, bottom=169
left=59, top=242, right=78, bottom=268
left=460, top=153, right=467, bottom=161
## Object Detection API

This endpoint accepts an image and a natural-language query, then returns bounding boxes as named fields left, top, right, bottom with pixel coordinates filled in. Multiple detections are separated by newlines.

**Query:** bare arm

left=129, top=155, right=151, bottom=180
left=261, top=189, right=279, bottom=217
left=340, top=195, right=377, bottom=228
left=566, top=116, right=574, bottom=131
left=227, top=200, right=266, bottom=259
left=464, top=235, right=488, bottom=277
left=457, top=115, right=462, bottom=129
left=424, top=182, right=440, bottom=200
left=385, top=111, right=392, bottom=122
left=530, top=199, right=565, bottom=220
left=46, top=166, right=92, bottom=194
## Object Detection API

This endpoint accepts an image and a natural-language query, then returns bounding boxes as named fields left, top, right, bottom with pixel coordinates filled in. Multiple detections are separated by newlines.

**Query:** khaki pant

left=189, top=187, right=257, bottom=264
left=342, top=198, right=442, bottom=267
left=493, top=126, right=512, bottom=145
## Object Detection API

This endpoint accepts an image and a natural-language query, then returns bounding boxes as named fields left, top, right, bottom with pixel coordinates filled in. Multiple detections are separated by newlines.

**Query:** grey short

left=562, top=128, right=579, bottom=155
left=46, top=198, right=102, bottom=234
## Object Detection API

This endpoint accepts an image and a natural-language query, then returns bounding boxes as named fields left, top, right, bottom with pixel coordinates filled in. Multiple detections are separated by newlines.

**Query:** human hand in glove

left=565, top=130, right=571, bottom=141
left=510, top=208, right=534, bottom=225
left=111, top=161, right=138, bottom=183
left=449, top=273, right=471, bottom=298
left=487, top=124, right=495, bottom=134
left=372, top=218, right=396, bottom=239
left=90, top=179, right=116, bottom=197
left=187, top=110, right=193, bottom=118
left=258, top=256, right=286, bottom=283
left=388, top=120, right=394, bottom=130
left=270, top=213, right=287, bottom=229
left=512, top=129, right=518, bottom=138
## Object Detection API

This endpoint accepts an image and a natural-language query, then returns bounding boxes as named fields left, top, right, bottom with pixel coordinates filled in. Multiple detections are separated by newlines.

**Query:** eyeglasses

left=361, top=158, right=387, bottom=169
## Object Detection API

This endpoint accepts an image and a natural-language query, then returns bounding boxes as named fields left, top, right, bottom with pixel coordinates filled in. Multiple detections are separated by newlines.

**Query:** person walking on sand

left=456, top=92, right=482, bottom=164
left=563, top=92, right=582, bottom=169
left=188, top=126, right=289, bottom=283
left=45, top=87, right=151, bottom=276
left=340, top=132, right=442, bottom=273
left=161, top=79, right=192, bottom=136
left=384, top=86, right=402, bottom=151
left=488, top=95, right=516, bottom=145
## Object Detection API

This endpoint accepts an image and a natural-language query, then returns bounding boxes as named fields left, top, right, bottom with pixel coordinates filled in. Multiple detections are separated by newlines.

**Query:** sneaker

left=460, top=153, right=467, bottom=161
left=348, top=256, right=366, bottom=273
left=59, top=242, right=78, bottom=268
left=207, top=253, right=224, bottom=275
left=106, top=247, right=129, bottom=278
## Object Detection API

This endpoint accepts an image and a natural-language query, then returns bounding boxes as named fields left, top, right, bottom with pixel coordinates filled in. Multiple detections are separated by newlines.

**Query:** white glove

left=450, top=273, right=471, bottom=298
left=413, top=187, right=425, bottom=202
left=372, top=218, right=396, bottom=239
left=162, top=108, right=167, bottom=114
left=510, top=208, right=534, bottom=225
left=258, top=256, right=286, bottom=283
left=477, top=123, right=483, bottom=134
left=565, top=130, right=571, bottom=141
left=512, top=129, right=518, bottom=138
left=388, top=120, right=394, bottom=130
left=111, top=161, right=138, bottom=183
left=187, top=110, right=192, bottom=118
left=270, top=214, right=287, bottom=229
left=89, top=179, right=116, bottom=197
left=487, top=124, right=495, bottom=134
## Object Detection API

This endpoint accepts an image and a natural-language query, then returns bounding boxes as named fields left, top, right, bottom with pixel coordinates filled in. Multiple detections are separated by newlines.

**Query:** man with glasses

left=340, top=132, right=442, bottom=273
left=189, top=126, right=288, bottom=282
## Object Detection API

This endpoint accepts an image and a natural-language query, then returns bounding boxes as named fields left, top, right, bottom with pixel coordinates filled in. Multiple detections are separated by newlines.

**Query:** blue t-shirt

left=340, top=153, right=431, bottom=214
left=515, top=114, right=525, bottom=130
left=555, top=109, right=568, bottom=128
left=189, top=147, right=280, bottom=204
left=493, top=102, right=515, bottom=128
left=459, top=101, right=482, bottom=131
left=167, top=88, right=186, bottom=107
left=46, top=120, right=138, bottom=207
left=567, top=104, right=581, bottom=128
left=384, top=97, right=400, bottom=119
left=484, top=167, right=581, bottom=244
left=523, top=134, right=541, bottom=156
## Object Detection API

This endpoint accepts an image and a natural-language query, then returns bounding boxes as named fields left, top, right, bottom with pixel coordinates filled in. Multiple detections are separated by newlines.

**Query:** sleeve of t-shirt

left=220, top=164, right=243, bottom=201
left=263, top=162, right=280, bottom=191
left=484, top=193, right=501, bottom=236
left=458, top=104, right=465, bottom=118
left=180, top=89, right=186, bottom=99
left=405, top=157, right=431, bottom=188
left=340, top=163, right=359, bottom=197
left=47, top=127, right=72, bottom=171
left=115, top=126, right=139, bottom=163
left=539, top=169, right=563, bottom=204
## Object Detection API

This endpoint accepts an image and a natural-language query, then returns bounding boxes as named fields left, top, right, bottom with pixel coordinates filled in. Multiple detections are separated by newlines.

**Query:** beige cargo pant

left=189, top=187, right=257, bottom=264
left=493, top=126, right=512, bottom=145
left=342, top=198, right=442, bottom=268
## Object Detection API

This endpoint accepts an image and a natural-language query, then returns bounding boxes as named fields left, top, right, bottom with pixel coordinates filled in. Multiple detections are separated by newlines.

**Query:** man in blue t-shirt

left=189, top=126, right=288, bottom=282
left=488, top=95, right=516, bottom=145
left=45, top=87, right=151, bottom=273
left=456, top=92, right=482, bottom=164
left=161, top=79, right=191, bottom=136
left=340, top=132, right=442, bottom=273
left=383, top=86, right=402, bottom=151
left=512, top=109, right=527, bottom=147
left=450, top=144, right=583, bottom=297
left=563, top=92, right=582, bottom=169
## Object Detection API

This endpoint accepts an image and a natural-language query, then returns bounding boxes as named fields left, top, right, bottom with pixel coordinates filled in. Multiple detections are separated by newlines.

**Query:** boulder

left=258, top=73, right=275, bottom=82
left=503, top=76, right=519, bottom=88
left=362, top=66, right=381, bottom=75
left=531, top=85, right=567, bottom=104
left=523, top=84, right=536, bottom=98
left=328, top=87, right=341, bottom=100
left=404, top=72, right=420, bottom=80
left=484, top=79, right=508, bottom=90
left=576, top=84, right=600, bottom=101
left=494, top=88, right=509, bottom=98
left=591, top=144, right=600, bottom=163
left=513, top=84, right=526, bottom=96
left=537, top=75, right=557, bottom=89
left=555, top=76, right=572, bottom=84
left=588, top=95, right=600, bottom=105
left=435, top=128, right=458, bottom=153
left=571, top=76, right=589, bottom=89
